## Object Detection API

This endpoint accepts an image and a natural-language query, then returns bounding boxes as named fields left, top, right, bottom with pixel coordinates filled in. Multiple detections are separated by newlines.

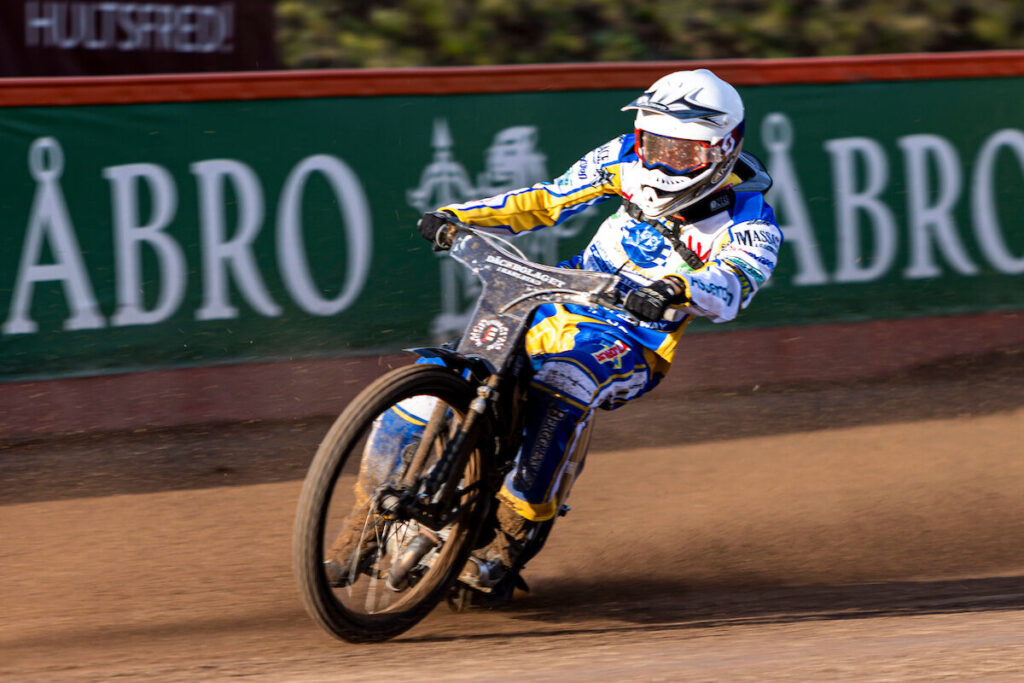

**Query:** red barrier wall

left=3, top=51, right=1023, bottom=108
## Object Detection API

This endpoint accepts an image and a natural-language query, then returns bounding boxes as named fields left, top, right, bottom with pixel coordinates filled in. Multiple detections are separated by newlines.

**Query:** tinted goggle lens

left=638, top=130, right=719, bottom=175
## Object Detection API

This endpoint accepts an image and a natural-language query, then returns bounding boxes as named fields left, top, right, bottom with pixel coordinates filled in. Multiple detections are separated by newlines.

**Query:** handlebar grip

left=662, top=307, right=688, bottom=322
left=436, top=223, right=458, bottom=250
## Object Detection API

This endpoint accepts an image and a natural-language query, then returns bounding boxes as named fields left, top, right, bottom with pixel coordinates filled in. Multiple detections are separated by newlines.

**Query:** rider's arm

left=438, top=136, right=631, bottom=234
left=678, top=203, right=782, bottom=324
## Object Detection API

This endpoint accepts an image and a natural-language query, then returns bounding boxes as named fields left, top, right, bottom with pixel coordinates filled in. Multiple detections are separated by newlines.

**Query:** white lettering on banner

left=971, top=129, right=1024, bottom=274
left=825, top=136, right=898, bottom=283
left=3, top=138, right=104, bottom=335
left=191, top=159, right=281, bottom=320
left=5, top=116, right=1021, bottom=339
left=24, top=1, right=234, bottom=54
left=765, top=112, right=1024, bottom=286
left=277, top=155, right=373, bottom=316
left=2, top=137, right=373, bottom=337
left=762, top=114, right=828, bottom=285
left=105, top=163, right=185, bottom=326
left=898, top=134, right=978, bottom=278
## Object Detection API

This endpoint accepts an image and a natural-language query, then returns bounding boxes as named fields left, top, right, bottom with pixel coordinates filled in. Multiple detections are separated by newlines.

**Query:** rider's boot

left=460, top=499, right=536, bottom=590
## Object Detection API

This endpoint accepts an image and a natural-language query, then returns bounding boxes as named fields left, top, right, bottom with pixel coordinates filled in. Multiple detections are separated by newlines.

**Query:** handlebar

left=437, top=214, right=682, bottom=322
left=439, top=216, right=629, bottom=312
left=592, top=287, right=626, bottom=311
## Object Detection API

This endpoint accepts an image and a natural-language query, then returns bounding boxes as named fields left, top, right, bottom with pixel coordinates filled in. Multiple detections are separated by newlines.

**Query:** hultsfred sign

left=0, top=0, right=277, bottom=76
left=0, top=67, right=1022, bottom=381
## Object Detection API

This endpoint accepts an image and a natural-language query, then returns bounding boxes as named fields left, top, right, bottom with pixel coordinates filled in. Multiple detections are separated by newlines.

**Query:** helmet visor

left=636, top=130, right=722, bottom=176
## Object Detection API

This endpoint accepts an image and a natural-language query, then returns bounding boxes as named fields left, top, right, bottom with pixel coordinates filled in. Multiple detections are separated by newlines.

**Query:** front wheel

left=293, top=364, right=490, bottom=643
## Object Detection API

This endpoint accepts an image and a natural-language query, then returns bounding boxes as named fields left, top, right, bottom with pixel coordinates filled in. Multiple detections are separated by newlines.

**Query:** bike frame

left=399, top=225, right=623, bottom=530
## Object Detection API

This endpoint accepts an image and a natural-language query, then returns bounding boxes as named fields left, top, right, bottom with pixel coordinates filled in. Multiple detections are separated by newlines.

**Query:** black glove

left=418, top=211, right=455, bottom=250
left=623, top=277, right=689, bottom=322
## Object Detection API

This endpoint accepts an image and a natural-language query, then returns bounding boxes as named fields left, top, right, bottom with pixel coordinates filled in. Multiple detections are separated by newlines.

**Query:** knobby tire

left=293, top=364, right=488, bottom=643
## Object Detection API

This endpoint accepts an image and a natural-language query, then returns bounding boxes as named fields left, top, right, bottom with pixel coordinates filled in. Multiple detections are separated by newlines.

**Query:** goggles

left=635, top=127, right=740, bottom=177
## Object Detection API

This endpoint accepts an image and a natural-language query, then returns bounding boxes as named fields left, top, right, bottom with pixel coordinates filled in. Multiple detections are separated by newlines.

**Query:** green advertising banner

left=1, top=74, right=1023, bottom=381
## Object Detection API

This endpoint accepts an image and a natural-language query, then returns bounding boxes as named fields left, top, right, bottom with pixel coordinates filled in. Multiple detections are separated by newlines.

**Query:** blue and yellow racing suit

left=383, top=134, right=782, bottom=522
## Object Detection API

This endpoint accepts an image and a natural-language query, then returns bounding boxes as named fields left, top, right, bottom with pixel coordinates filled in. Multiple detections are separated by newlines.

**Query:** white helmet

left=622, top=69, right=745, bottom=218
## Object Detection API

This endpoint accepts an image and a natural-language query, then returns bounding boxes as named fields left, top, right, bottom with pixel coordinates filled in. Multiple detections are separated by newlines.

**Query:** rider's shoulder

left=730, top=193, right=780, bottom=237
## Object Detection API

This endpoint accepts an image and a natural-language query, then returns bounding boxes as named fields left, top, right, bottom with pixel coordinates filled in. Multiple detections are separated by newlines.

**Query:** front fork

left=380, top=374, right=502, bottom=531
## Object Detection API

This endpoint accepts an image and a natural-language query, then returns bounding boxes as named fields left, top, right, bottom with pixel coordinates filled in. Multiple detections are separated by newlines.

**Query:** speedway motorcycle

left=293, top=218, right=631, bottom=643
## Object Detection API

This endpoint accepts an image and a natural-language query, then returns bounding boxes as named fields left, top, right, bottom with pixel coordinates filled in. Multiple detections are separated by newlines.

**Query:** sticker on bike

left=468, top=318, right=510, bottom=351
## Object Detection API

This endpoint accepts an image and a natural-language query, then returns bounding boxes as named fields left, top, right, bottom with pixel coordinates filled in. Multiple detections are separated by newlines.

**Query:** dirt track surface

left=3, top=347, right=1024, bottom=680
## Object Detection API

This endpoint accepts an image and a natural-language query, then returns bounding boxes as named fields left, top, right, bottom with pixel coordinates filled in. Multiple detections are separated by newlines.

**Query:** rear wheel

left=293, top=364, right=489, bottom=643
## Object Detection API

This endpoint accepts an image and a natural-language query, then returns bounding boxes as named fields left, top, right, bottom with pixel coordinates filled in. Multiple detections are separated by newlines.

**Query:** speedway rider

left=330, top=69, right=783, bottom=594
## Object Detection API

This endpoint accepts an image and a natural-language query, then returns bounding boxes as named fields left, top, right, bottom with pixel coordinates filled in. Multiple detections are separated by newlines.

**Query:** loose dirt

left=2, top=347, right=1023, bottom=680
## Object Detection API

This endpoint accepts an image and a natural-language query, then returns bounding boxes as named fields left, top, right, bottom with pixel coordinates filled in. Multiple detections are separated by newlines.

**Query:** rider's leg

left=466, top=305, right=667, bottom=585
left=497, top=382, right=590, bottom=521
left=461, top=381, right=590, bottom=587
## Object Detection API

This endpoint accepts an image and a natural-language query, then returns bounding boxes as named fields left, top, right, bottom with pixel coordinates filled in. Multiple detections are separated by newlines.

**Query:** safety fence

left=2, top=52, right=1023, bottom=383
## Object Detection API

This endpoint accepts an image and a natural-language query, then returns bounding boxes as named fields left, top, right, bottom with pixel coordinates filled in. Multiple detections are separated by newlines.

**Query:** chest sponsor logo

left=621, top=222, right=670, bottom=268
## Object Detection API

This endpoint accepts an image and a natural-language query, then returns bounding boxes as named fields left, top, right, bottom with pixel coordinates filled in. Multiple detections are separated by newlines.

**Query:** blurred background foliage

left=277, top=0, right=1024, bottom=69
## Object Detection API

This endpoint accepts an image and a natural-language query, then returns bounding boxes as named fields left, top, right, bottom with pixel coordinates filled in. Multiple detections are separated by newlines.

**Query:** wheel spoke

left=294, top=365, right=488, bottom=642
left=364, top=568, right=380, bottom=613
left=342, top=496, right=376, bottom=596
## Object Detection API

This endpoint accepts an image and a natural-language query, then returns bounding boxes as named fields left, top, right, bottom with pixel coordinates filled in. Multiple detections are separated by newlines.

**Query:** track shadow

left=594, top=344, right=1024, bottom=451
left=399, top=574, right=1024, bottom=643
